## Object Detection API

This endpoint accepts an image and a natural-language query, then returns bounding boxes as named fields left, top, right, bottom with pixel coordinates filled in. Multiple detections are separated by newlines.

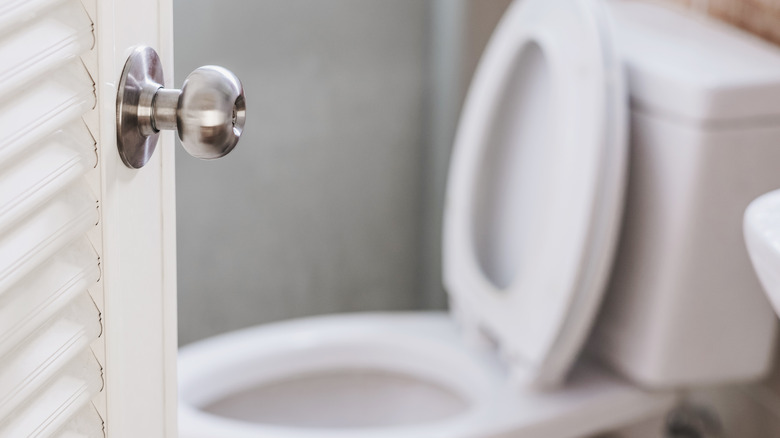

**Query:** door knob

left=116, top=46, right=246, bottom=169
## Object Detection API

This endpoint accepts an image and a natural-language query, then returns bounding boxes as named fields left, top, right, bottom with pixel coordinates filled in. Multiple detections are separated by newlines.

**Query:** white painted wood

left=0, top=0, right=176, bottom=436
left=0, top=1, right=103, bottom=436
left=95, top=0, right=177, bottom=436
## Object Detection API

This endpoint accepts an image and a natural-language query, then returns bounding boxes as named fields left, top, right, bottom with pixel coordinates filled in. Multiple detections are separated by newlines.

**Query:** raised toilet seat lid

left=443, top=0, right=628, bottom=388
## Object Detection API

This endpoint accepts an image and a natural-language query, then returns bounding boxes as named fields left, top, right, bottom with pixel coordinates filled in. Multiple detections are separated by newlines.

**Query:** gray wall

left=419, top=0, right=512, bottom=309
left=174, top=0, right=511, bottom=345
left=174, top=0, right=430, bottom=345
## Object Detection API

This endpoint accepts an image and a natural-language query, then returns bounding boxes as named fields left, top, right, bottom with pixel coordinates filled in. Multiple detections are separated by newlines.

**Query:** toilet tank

left=591, top=2, right=780, bottom=388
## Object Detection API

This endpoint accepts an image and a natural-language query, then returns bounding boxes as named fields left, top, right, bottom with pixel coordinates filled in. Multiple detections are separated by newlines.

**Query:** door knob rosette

left=116, top=46, right=246, bottom=168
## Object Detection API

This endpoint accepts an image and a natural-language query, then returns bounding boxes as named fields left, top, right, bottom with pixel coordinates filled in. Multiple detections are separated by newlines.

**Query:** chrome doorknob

left=116, top=46, right=246, bottom=169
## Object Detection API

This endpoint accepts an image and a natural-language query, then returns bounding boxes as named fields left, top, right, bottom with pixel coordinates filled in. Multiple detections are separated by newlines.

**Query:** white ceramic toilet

left=179, top=1, right=780, bottom=437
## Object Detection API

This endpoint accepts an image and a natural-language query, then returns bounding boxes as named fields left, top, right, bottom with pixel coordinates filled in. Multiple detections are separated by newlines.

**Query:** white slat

left=0, top=125, right=95, bottom=234
left=0, top=0, right=68, bottom=36
left=0, top=296, right=100, bottom=420
left=0, top=357, right=102, bottom=437
left=0, top=239, right=99, bottom=357
left=0, top=187, right=98, bottom=293
left=0, top=0, right=103, bottom=436
left=0, top=0, right=93, bottom=98
left=0, top=61, right=95, bottom=165
left=55, top=405, right=103, bottom=438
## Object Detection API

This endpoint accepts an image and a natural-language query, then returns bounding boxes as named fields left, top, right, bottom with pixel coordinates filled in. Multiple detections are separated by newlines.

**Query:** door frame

left=94, top=0, right=177, bottom=436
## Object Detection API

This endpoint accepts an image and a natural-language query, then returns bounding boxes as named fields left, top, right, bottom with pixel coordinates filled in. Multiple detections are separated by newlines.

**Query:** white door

left=0, top=0, right=177, bottom=437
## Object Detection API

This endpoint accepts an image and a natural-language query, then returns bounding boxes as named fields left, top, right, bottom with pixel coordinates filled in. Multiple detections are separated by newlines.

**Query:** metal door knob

left=116, top=46, right=246, bottom=169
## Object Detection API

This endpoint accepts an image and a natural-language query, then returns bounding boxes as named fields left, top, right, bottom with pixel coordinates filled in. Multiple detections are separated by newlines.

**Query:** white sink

left=745, top=189, right=780, bottom=318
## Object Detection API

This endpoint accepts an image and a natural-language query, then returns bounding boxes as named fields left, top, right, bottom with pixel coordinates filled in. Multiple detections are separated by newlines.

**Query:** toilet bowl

left=179, top=0, right=780, bottom=436
left=179, top=313, right=672, bottom=438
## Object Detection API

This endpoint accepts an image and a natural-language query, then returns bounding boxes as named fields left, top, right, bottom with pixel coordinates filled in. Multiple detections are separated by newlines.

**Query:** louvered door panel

left=0, top=0, right=104, bottom=436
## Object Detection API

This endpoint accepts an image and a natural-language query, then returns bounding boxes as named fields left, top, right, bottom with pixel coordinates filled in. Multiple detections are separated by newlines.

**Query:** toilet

left=179, top=1, right=780, bottom=437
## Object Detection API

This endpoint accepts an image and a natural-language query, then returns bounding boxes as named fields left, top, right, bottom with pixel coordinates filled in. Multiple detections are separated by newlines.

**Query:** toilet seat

left=178, top=313, right=674, bottom=438
left=443, top=0, right=627, bottom=388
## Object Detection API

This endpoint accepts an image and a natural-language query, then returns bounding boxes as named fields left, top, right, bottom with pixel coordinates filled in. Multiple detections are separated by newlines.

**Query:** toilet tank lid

left=613, top=1, right=780, bottom=124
